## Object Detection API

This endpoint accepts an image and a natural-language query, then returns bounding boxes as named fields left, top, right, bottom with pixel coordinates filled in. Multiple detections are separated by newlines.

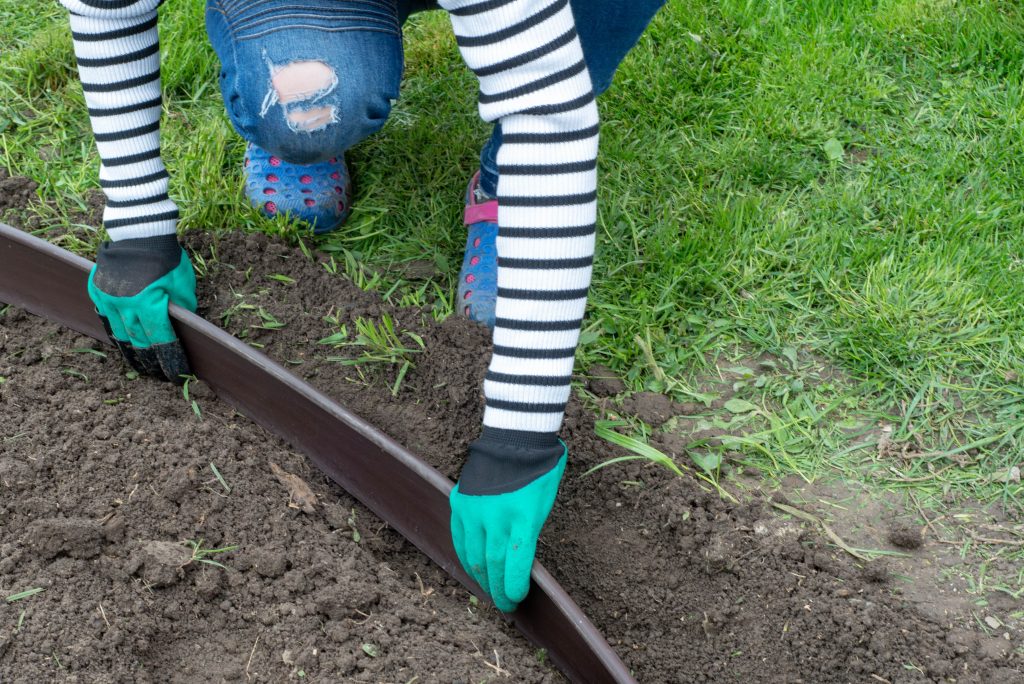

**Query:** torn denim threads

left=206, top=0, right=404, bottom=164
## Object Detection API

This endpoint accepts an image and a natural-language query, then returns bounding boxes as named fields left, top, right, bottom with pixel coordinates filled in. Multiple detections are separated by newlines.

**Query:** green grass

left=2, top=2, right=1023, bottom=539
left=319, top=314, right=426, bottom=396
left=183, top=539, right=238, bottom=569
left=5, top=587, right=44, bottom=602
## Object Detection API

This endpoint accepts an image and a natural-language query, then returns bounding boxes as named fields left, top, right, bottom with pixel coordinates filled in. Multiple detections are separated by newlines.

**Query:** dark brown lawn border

left=0, top=222, right=635, bottom=684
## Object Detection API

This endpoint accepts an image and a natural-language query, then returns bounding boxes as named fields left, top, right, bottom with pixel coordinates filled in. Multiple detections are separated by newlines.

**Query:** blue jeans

left=206, top=0, right=666, bottom=184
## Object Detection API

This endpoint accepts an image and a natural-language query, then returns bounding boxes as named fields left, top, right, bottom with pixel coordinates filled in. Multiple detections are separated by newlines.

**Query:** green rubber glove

left=450, top=430, right=567, bottom=613
left=87, top=234, right=197, bottom=383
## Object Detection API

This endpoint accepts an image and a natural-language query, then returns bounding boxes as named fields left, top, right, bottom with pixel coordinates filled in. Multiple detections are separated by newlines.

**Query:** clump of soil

left=0, top=168, right=37, bottom=216
left=618, top=391, right=677, bottom=426
left=586, top=364, right=626, bottom=397
left=889, top=522, right=925, bottom=550
left=2, top=177, right=1023, bottom=681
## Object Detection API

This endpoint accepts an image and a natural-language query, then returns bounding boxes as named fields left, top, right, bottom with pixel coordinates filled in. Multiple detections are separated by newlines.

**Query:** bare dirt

left=0, top=168, right=104, bottom=238
left=0, top=169, right=37, bottom=217
left=0, top=306, right=556, bottom=683
left=3, top=179, right=1023, bottom=682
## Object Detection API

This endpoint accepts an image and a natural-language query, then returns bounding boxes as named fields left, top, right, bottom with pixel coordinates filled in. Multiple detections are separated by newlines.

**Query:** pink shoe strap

left=464, top=199, right=498, bottom=226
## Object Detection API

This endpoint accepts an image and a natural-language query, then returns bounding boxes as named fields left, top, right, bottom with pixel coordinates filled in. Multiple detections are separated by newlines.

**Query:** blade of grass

left=6, top=588, right=44, bottom=602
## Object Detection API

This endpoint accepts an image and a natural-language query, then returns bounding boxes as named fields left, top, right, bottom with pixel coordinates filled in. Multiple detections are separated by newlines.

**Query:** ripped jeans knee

left=206, top=3, right=404, bottom=165
left=262, top=59, right=340, bottom=134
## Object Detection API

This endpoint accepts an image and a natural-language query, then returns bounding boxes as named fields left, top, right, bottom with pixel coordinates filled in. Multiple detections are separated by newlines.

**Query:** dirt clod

left=587, top=364, right=626, bottom=397
left=27, top=517, right=106, bottom=560
left=888, top=521, right=924, bottom=550
left=861, top=560, right=892, bottom=584
left=0, top=168, right=37, bottom=215
left=620, top=390, right=676, bottom=425
left=129, top=541, right=192, bottom=588
left=270, top=462, right=318, bottom=514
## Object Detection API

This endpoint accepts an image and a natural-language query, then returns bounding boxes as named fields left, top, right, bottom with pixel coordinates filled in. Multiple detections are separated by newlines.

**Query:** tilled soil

left=0, top=308, right=555, bottom=683
left=2, top=209, right=1023, bottom=681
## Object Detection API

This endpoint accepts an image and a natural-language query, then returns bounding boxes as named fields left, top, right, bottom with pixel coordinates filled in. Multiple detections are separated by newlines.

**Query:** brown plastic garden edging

left=0, top=222, right=636, bottom=684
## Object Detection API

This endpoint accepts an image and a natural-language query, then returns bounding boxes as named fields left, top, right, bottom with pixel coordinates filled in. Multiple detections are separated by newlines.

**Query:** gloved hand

left=87, top=234, right=197, bottom=383
left=450, top=429, right=567, bottom=612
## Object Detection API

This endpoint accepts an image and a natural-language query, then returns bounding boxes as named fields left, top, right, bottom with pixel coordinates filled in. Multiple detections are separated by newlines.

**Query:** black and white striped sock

left=442, top=0, right=599, bottom=458
left=62, top=0, right=178, bottom=241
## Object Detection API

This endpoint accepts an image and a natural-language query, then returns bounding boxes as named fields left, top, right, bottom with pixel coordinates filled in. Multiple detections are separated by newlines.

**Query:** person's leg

left=206, top=0, right=405, bottom=232
left=462, top=0, right=667, bottom=324
left=477, top=0, right=667, bottom=198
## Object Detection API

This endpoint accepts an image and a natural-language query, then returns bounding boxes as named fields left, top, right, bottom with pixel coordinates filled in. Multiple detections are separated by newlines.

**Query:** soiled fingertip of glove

left=152, top=340, right=192, bottom=384
left=493, top=595, right=519, bottom=613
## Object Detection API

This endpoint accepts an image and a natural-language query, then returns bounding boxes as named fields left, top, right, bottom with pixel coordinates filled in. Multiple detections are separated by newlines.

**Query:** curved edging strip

left=0, top=223, right=636, bottom=684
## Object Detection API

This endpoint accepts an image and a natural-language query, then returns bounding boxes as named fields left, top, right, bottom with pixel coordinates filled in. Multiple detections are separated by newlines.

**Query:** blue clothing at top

left=205, top=0, right=666, bottom=184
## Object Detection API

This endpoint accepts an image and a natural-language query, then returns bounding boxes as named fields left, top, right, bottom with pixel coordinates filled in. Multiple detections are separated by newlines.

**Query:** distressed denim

left=206, top=0, right=409, bottom=164
left=206, top=0, right=666, bottom=174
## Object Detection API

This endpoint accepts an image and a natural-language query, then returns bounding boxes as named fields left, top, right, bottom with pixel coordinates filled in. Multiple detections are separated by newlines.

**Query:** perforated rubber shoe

left=458, top=171, right=498, bottom=329
left=244, top=142, right=352, bottom=234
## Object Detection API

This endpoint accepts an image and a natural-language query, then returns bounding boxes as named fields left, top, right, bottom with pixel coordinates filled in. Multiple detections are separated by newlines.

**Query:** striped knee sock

left=63, top=0, right=178, bottom=241
left=442, top=0, right=599, bottom=481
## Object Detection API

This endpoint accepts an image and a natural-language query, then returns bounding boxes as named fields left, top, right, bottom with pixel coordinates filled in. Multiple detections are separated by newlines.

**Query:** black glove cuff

left=94, top=234, right=183, bottom=297
left=457, top=427, right=565, bottom=496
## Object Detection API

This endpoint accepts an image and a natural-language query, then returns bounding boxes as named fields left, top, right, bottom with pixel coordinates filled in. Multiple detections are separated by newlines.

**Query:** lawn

left=2, top=0, right=1023, bottom=580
